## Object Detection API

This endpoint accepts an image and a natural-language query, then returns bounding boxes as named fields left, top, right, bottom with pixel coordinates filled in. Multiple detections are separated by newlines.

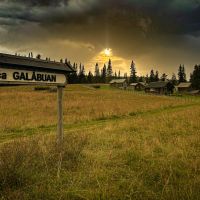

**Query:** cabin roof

left=130, top=83, right=138, bottom=86
left=139, top=82, right=146, bottom=86
left=0, top=53, right=75, bottom=73
left=177, top=82, right=192, bottom=88
left=109, top=79, right=126, bottom=84
left=146, top=81, right=170, bottom=88
left=130, top=82, right=146, bottom=86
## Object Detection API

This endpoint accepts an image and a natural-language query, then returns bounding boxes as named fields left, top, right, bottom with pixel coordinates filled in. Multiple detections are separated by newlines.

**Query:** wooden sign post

left=0, top=53, right=75, bottom=145
left=57, top=86, right=64, bottom=146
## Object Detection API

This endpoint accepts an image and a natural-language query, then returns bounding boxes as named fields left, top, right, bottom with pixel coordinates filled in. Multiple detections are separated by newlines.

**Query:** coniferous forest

left=66, top=59, right=200, bottom=89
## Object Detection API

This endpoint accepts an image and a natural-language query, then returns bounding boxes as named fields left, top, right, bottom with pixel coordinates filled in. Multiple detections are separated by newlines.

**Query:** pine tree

left=145, top=74, right=150, bottom=83
left=149, top=69, right=155, bottom=82
left=190, top=65, right=200, bottom=89
left=171, top=73, right=178, bottom=85
left=107, top=59, right=113, bottom=81
left=130, top=60, right=137, bottom=83
left=36, top=54, right=41, bottom=59
left=87, top=71, right=93, bottom=84
left=118, top=70, right=121, bottom=79
left=79, top=64, right=86, bottom=83
left=155, top=71, right=159, bottom=81
left=94, top=63, right=100, bottom=83
left=95, top=63, right=100, bottom=77
left=161, top=73, right=168, bottom=81
left=68, top=63, right=78, bottom=84
left=178, top=64, right=187, bottom=83
left=73, top=63, right=76, bottom=70
left=101, top=64, right=107, bottom=83
left=114, top=71, right=117, bottom=78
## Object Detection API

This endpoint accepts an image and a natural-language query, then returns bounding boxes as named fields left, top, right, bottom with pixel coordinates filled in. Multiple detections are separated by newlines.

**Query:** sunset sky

left=0, top=0, right=200, bottom=77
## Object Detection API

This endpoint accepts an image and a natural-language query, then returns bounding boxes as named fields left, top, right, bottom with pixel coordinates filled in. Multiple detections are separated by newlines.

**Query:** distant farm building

left=176, top=82, right=192, bottom=93
left=109, top=79, right=127, bottom=89
left=145, top=81, right=174, bottom=95
left=129, top=82, right=146, bottom=91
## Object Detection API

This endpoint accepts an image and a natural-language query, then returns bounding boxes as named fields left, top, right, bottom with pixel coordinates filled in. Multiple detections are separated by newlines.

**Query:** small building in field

left=176, top=82, right=192, bottom=93
left=145, top=81, right=174, bottom=95
left=129, top=82, right=146, bottom=91
left=109, top=79, right=127, bottom=89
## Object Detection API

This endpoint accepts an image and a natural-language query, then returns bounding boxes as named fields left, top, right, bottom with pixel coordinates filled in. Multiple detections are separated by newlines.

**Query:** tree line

left=130, top=62, right=200, bottom=89
left=22, top=53, right=200, bottom=90
left=67, top=59, right=200, bottom=89
left=67, top=59, right=120, bottom=84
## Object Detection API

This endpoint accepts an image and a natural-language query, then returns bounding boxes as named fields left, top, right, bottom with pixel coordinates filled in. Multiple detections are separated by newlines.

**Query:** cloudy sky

left=0, top=0, right=200, bottom=77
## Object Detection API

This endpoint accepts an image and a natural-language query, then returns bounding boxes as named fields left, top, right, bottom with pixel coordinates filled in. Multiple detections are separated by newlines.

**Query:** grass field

left=0, top=85, right=200, bottom=199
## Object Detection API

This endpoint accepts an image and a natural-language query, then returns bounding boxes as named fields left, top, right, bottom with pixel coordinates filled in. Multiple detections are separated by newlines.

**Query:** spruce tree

left=118, top=70, right=121, bottom=79
left=107, top=59, right=113, bottom=81
left=155, top=71, right=159, bottom=81
left=36, top=54, right=41, bottom=59
left=171, top=73, right=178, bottom=85
left=87, top=71, right=93, bottom=84
left=79, top=64, right=86, bottom=83
left=161, top=73, right=168, bottom=81
left=114, top=71, right=117, bottom=78
left=130, top=60, right=137, bottom=83
left=145, top=74, right=150, bottom=83
left=101, top=64, right=107, bottom=83
left=73, top=62, right=76, bottom=69
left=149, top=69, right=155, bottom=82
left=178, top=64, right=187, bottom=83
left=68, top=62, right=78, bottom=84
left=190, top=65, right=200, bottom=89
left=94, top=63, right=100, bottom=83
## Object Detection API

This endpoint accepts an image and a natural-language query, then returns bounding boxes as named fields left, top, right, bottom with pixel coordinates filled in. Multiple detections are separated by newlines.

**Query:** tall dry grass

left=0, top=102, right=199, bottom=199
left=0, top=85, right=197, bottom=132
left=0, top=133, right=87, bottom=199
left=0, top=85, right=199, bottom=199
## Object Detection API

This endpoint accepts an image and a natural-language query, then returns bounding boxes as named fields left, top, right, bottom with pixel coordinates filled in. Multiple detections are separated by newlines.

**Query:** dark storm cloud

left=1, top=0, right=200, bottom=35
left=1, top=0, right=70, bottom=7
left=0, top=0, right=200, bottom=76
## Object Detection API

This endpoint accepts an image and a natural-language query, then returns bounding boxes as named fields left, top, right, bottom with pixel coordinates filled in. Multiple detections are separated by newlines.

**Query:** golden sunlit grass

left=0, top=84, right=199, bottom=199
left=0, top=84, right=196, bottom=131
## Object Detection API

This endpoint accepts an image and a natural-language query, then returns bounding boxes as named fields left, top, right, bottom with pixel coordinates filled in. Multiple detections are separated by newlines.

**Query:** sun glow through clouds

left=104, top=48, right=112, bottom=57
left=86, top=48, right=132, bottom=75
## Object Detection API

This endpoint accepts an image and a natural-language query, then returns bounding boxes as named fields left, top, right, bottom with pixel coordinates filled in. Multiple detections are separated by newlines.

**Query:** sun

left=104, top=48, right=112, bottom=56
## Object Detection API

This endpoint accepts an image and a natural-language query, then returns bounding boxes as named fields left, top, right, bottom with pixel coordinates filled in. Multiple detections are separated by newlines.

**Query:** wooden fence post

left=57, top=86, right=64, bottom=146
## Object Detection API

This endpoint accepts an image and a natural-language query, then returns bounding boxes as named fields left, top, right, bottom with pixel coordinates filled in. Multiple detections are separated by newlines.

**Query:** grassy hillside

left=0, top=85, right=199, bottom=199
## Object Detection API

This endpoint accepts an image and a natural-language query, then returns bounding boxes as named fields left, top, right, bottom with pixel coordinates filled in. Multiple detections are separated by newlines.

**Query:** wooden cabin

left=145, top=81, right=174, bottom=95
left=129, top=82, right=146, bottom=91
left=176, top=82, right=192, bottom=93
left=109, top=79, right=127, bottom=89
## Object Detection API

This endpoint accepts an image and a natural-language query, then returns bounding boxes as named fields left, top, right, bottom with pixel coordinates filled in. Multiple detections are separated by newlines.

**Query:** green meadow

left=0, top=85, right=199, bottom=200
